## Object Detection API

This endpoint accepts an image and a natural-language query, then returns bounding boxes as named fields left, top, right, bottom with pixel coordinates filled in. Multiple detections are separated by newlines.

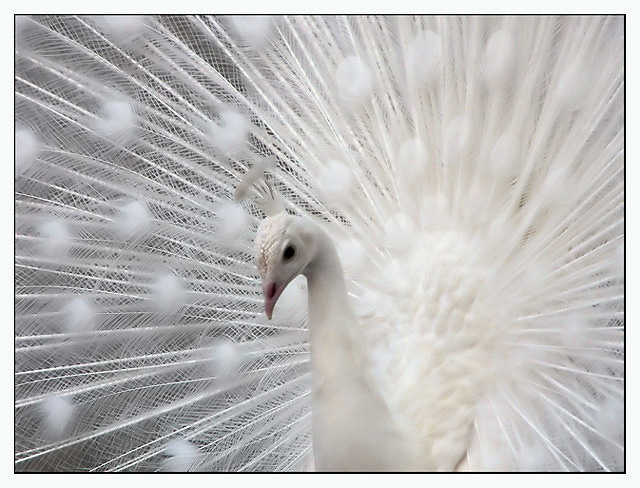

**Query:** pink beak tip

left=263, top=280, right=277, bottom=321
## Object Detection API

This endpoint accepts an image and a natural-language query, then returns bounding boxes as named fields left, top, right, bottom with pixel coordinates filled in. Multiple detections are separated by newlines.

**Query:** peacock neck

left=303, top=228, right=350, bottom=328
left=301, top=225, right=409, bottom=471
left=302, top=225, right=356, bottom=366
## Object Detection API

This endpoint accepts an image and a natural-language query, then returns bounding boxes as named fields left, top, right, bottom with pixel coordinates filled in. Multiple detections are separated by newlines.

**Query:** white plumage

left=14, top=15, right=623, bottom=472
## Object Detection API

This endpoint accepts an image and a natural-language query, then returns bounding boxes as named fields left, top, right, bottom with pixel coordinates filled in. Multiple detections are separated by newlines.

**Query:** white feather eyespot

left=114, top=199, right=153, bottom=241
left=206, top=338, right=243, bottom=380
left=162, top=438, right=200, bottom=472
left=482, top=30, right=516, bottom=89
left=38, top=219, right=72, bottom=259
left=215, top=201, right=251, bottom=251
left=406, top=31, right=441, bottom=84
left=92, top=98, right=137, bottom=144
left=229, top=15, right=274, bottom=48
left=555, top=61, right=590, bottom=111
left=62, top=295, right=97, bottom=334
left=150, top=273, right=185, bottom=314
left=316, top=159, right=355, bottom=209
left=208, top=110, right=249, bottom=158
left=336, top=56, right=373, bottom=106
left=40, top=395, right=74, bottom=440
left=93, top=15, right=149, bottom=44
left=15, top=126, right=40, bottom=177
left=397, top=137, right=429, bottom=184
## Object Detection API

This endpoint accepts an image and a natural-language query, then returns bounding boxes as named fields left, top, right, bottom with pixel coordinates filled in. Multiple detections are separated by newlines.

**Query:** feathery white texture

left=336, top=238, right=367, bottom=275
left=15, top=15, right=30, bottom=36
left=611, top=241, right=624, bottom=279
left=15, top=15, right=623, bottom=472
left=489, top=131, right=519, bottom=181
left=596, top=397, right=624, bottom=445
left=233, top=155, right=278, bottom=205
left=384, top=212, right=417, bottom=254
left=444, top=115, right=474, bottom=164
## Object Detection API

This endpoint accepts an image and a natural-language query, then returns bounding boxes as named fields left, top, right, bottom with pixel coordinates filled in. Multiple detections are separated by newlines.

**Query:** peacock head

left=255, top=212, right=314, bottom=320
left=234, top=167, right=314, bottom=320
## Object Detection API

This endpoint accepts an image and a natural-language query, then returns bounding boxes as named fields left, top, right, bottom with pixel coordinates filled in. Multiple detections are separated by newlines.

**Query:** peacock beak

left=262, top=278, right=284, bottom=320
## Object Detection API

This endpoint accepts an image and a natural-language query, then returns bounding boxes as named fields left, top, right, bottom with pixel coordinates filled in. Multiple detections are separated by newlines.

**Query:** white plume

left=15, top=15, right=623, bottom=472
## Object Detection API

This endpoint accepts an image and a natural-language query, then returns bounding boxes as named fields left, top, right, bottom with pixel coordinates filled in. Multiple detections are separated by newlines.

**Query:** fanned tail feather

left=15, top=15, right=623, bottom=471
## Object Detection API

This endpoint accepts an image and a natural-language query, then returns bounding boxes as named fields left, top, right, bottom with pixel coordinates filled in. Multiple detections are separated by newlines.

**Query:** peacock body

left=15, top=15, right=624, bottom=472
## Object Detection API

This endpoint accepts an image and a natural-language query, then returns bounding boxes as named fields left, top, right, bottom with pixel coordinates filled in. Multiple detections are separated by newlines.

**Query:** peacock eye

left=283, top=244, right=296, bottom=261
